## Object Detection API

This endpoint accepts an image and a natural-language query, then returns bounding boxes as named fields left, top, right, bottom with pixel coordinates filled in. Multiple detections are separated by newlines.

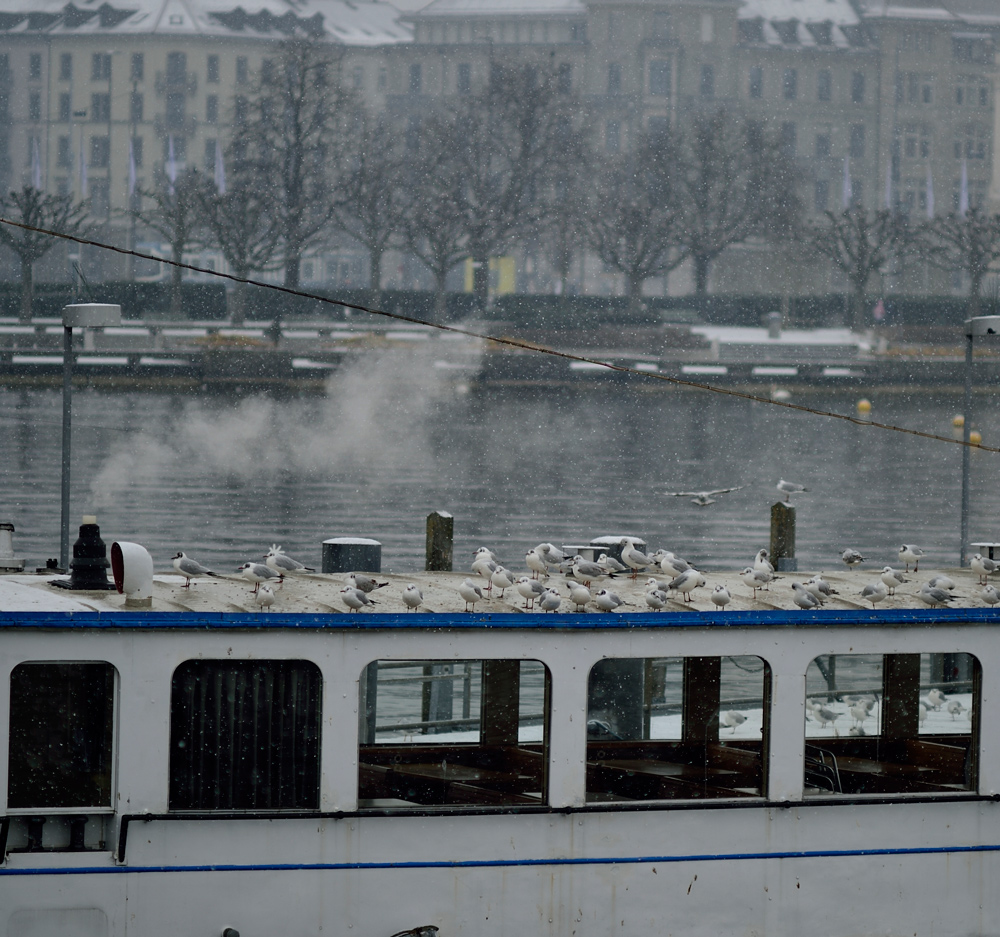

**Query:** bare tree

left=198, top=158, right=280, bottom=326
left=677, top=110, right=799, bottom=298
left=921, top=210, right=1000, bottom=318
left=806, top=207, right=905, bottom=331
left=242, top=40, right=350, bottom=292
left=131, top=169, right=205, bottom=316
left=0, top=186, right=87, bottom=322
left=586, top=133, right=687, bottom=308
left=330, top=113, right=407, bottom=300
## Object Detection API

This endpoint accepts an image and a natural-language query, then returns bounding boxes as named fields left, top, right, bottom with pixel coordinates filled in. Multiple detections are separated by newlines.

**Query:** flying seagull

left=662, top=486, right=744, bottom=507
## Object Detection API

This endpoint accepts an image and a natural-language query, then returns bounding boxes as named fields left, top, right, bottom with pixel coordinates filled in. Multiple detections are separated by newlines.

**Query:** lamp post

left=960, top=315, right=1000, bottom=567
left=59, top=303, right=122, bottom=570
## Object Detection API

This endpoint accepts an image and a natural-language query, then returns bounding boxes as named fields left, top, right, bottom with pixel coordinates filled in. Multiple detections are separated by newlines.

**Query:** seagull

left=458, top=578, right=484, bottom=611
left=256, top=583, right=275, bottom=611
left=658, top=552, right=693, bottom=579
left=516, top=576, right=546, bottom=610
left=535, top=543, right=570, bottom=569
left=340, top=586, right=373, bottom=613
left=899, top=544, right=925, bottom=572
left=754, top=549, right=775, bottom=575
left=980, top=584, right=999, bottom=606
left=539, top=588, right=562, bottom=613
left=619, top=538, right=653, bottom=579
left=644, top=588, right=668, bottom=611
left=777, top=478, right=808, bottom=502
left=741, top=566, right=772, bottom=597
left=594, top=589, right=626, bottom=612
left=849, top=702, right=869, bottom=726
left=472, top=548, right=498, bottom=589
left=490, top=565, right=515, bottom=598
left=347, top=573, right=388, bottom=594
left=918, top=704, right=928, bottom=725
left=596, top=553, right=628, bottom=575
left=841, top=548, right=865, bottom=568
left=947, top=700, right=966, bottom=721
left=849, top=726, right=867, bottom=737
left=668, top=569, right=706, bottom=602
left=971, top=553, right=998, bottom=585
left=918, top=582, right=953, bottom=607
left=810, top=703, right=840, bottom=729
left=791, top=582, right=821, bottom=610
left=567, top=580, right=591, bottom=612
left=710, top=584, right=732, bottom=609
left=927, top=688, right=946, bottom=709
left=804, top=577, right=838, bottom=601
left=237, top=562, right=280, bottom=594
left=525, top=548, right=551, bottom=579
left=663, top=486, right=744, bottom=507
left=172, top=552, right=218, bottom=588
left=927, top=575, right=955, bottom=591
left=860, top=580, right=889, bottom=608
left=263, top=545, right=314, bottom=576
left=880, top=566, right=908, bottom=595
left=402, top=583, right=423, bottom=611
left=645, top=576, right=673, bottom=593
left=569, top=555, right=609, bottom=586
left=473, top=546, right=500, bottom=565
left=721, top=711, right=746, bottom=733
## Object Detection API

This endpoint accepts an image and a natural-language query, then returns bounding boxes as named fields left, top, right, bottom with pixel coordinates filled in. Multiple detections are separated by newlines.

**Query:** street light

left=59, top=303, right=121, bottom=570
left=959, top=315, right=1000, bottom=567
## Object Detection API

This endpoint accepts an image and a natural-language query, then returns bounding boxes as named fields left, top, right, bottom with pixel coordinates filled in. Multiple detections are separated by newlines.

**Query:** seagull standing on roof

left=535, top=543, right=570, bottom=569
left=539, top=587, right=562, bottom=613
left=263, top=545, right=315, bottom=577
left=490, top=565, right=515, bottom=598
left=842, top=548, right=865, bottom=569
left=754, top=549, right=775, bottom=575
left=458, top=578, right=484, bottom=611
left=256, top=583, right=275, bottom=611
left=340, top=586, right=374, bottom=613
left=516, top=576, right=546, bottom=609
left=619, top=538, right=653, bottom=579
left=804, top=576, right=838, bottom=602
left=567, top=580, right=591, bottom=612
left=710, top=585, right=732, bottom=609
left=860, top=580, right=889, bottom=608
left=971, top=553, right=998, bottom=585
left=899, top=545, right=925, bottom=572
left=525, top=548, right=551, bottom=580
left=927, top=574, right=955, bottom=591
left=595, top=589, right=627, bottom=612
left=880, top=566, right=908, bottom=595
left=472, top=547, right=498, bottom=591
left=791, top=582, right=821, bottom=610
left=659, top=552, right=693, bottom=579
left=918, top=582, right=953, bottom=607
left=238, top=562, right=281, bottom=594
left=741, top=566, right=771, bottom=597
left=777, top=479, right=808, bottom=502
left=402, top=583, right=423, bottom=611
left=980, top=584, right=999, bottom=606
left=662, top=486, right=744, bottom=507
left=569, top=555, right=609, bottom=586
left=644, top=588, right=668, bottom=611
left=172, top=552, right=218, bottom=588
left=668, top=569, right=706, bottom=602
left=596, top=552, right=628, bottom=575
left=347, top=573, right=388, bottom=594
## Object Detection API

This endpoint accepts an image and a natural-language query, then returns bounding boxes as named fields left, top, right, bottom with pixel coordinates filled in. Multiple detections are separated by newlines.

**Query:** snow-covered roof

left=738, top=0, right=860, bottom=27
left=414, top=0, right=584, bottom=17
left=857, top=0, right=1000, bottom=26
left=737, top=0, right=869, bottom=47
left=0, top=0, right=412, bottom=44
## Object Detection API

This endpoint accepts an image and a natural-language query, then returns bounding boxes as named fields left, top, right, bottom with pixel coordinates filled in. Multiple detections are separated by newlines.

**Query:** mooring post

left=426, top=510, right=453, bottom=571
left=770, top=502, right=797, bottom=571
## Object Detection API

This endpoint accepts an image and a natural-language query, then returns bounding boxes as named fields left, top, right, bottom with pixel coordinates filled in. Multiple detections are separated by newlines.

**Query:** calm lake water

left=1, top=345, right=998, bottom=574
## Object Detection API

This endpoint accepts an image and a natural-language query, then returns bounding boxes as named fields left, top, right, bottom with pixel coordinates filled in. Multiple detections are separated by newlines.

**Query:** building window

left=783, top=67, right=797, bottom=100
left=557, top=62, right=572, bottom=95
left=804, top=653, right=979, bottom=796
left=377, top=66, right=388, bottom=92
left=352, top=65, right=364, bottom=89
left=850, top=124, right=866, bottom=159
left=456, top=62, right=471, bottom=94
left=130, top=53, right=144, bottom=82
left=132, top=135, right=143, bottom=167
left=780, top=121, right=796, bottom=157
left=956, top=75, right=989, bottom=107
left=900, top=72, right=933, bottom=105
left=57, top=135, right=72, bottom=167
left=358, top=659, right=550, bottom=808
left=207, top=54, right=219, bottom=83
left=206, top=94, right=218, bottom=124
left=815, top=133, right=830, bottom=159
left=58, top=92, right=71, bottom=123
left=166, top=91, right=185, bottom=129
left=204, top=137, right=216, bottom=172
left=90, top=135, right=110, bottom=168
left=814, top=179, right=829, bottom=212
left=170, top=659, right=321, bottom=811
left=606, top=119, right=620, bottom=152
left=409, top=63, right=422, bottom=94
left=90, top=93, right=110, bottom=123
left=8, top=662, right=116, bottom=809
left=903, top=125, right=931, bottom=159
left=90, top=179, right=109, bottom=217
left=748, top=65, right=762, bottom=99
left=59, top=53, right=71, bottom=81
left=91, top=53, right=111, bottom=82
left=130, top=91, right=143, bottom=124
left=585, top=656, right=770, bottom=802
left=28, top=91, right=41, bottom=122
left=700, top=63, right=714, bottom=99
left=607, top=63, right=622, bottom=95
left=955, top=125, right=988, bottom=160
left=649, top=60, right=670, bottom=97
left=953, top=36, right=992, bottom=65
left=236, top=56, right=248, bottom=85
left=851, top=71, right=865, bottom=104
left=28, top=52, right=42, bottom=81
left=166, top=51, right=186, bottom=84
left=701, top=12, right=714, bottom=43
left=818, top=69, right=831, bottom=102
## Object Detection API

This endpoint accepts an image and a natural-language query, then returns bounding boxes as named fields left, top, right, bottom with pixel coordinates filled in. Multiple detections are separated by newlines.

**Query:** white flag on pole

left=30, top=137, right=42, bottom=190
left=166, top=134, right=177, bottom=195
left=842, top=157, right=852, bottom=209
left=214, top=139, right=226, bottom=194
left=959, top=158, right=969, bottom=216
left=926, top=165, right=934, bottom=219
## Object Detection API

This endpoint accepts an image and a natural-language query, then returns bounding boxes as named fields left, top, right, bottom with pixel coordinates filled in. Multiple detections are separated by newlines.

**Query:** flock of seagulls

left=805, top=684, right=970, bottom=736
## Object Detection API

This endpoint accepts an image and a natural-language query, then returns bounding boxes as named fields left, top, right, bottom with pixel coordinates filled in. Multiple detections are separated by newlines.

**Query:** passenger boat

left=0, top=538, right=996, bottom=937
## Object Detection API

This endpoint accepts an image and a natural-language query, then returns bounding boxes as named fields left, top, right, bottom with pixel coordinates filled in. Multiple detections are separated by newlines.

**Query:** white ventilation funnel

left=111, top=541, right=154, bottom=607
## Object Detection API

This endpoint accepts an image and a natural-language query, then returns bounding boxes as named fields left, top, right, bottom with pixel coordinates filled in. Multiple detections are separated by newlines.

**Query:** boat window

left=169, top=660, right=321, bottom=811
left=358, top=659, right=549, bottom=808
left=8, top=662, right=116, bottom=809
left=585, top=656, right=770, bottom=802
left=804, top=653, right=979, bottom=796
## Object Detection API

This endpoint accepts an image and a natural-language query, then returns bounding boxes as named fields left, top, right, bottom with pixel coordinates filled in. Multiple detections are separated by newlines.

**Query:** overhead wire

left=0, top=213, right=997, bottom=454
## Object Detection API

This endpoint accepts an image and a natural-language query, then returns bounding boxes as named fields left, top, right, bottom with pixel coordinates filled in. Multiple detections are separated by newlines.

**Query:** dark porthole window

left=8, top=662, right=116, bottom=809
left=169, top=660, right=321, bottom=810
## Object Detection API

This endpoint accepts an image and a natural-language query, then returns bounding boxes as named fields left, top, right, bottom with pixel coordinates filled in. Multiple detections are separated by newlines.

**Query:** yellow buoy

left=970, top=430, right=983, bottom=446
left=953, top=415, right=965, bottom=428
left=857, top=398, right=872, bottom=413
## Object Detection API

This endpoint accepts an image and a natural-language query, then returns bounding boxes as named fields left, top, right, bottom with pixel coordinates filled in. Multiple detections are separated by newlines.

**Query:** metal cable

left=1, top=214, right=996, bottom=454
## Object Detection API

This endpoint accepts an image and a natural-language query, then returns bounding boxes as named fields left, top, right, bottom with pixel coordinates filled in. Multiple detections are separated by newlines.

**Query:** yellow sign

left=463, top=257, right=516, bottom=294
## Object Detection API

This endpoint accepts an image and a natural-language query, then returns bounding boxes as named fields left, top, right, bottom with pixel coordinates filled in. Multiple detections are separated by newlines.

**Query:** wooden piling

left=426, top=510, right=454, bottom=571
left=770, top=502, right=797, bottom=571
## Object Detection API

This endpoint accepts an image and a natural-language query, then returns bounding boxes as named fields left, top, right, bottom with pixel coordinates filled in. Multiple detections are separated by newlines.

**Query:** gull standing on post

left=777, top=478, right=808, bottom=502
left=619, top=538, right=653, bottom=579
left=880, top=566, right=908, bottom=595
left=971, top=553, right=998, bottom=585
left=172, top=552, right=218, bottom=588
left=899, top=545, right=925, bottom=572
left=860, top=580, right=889, bottom=608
